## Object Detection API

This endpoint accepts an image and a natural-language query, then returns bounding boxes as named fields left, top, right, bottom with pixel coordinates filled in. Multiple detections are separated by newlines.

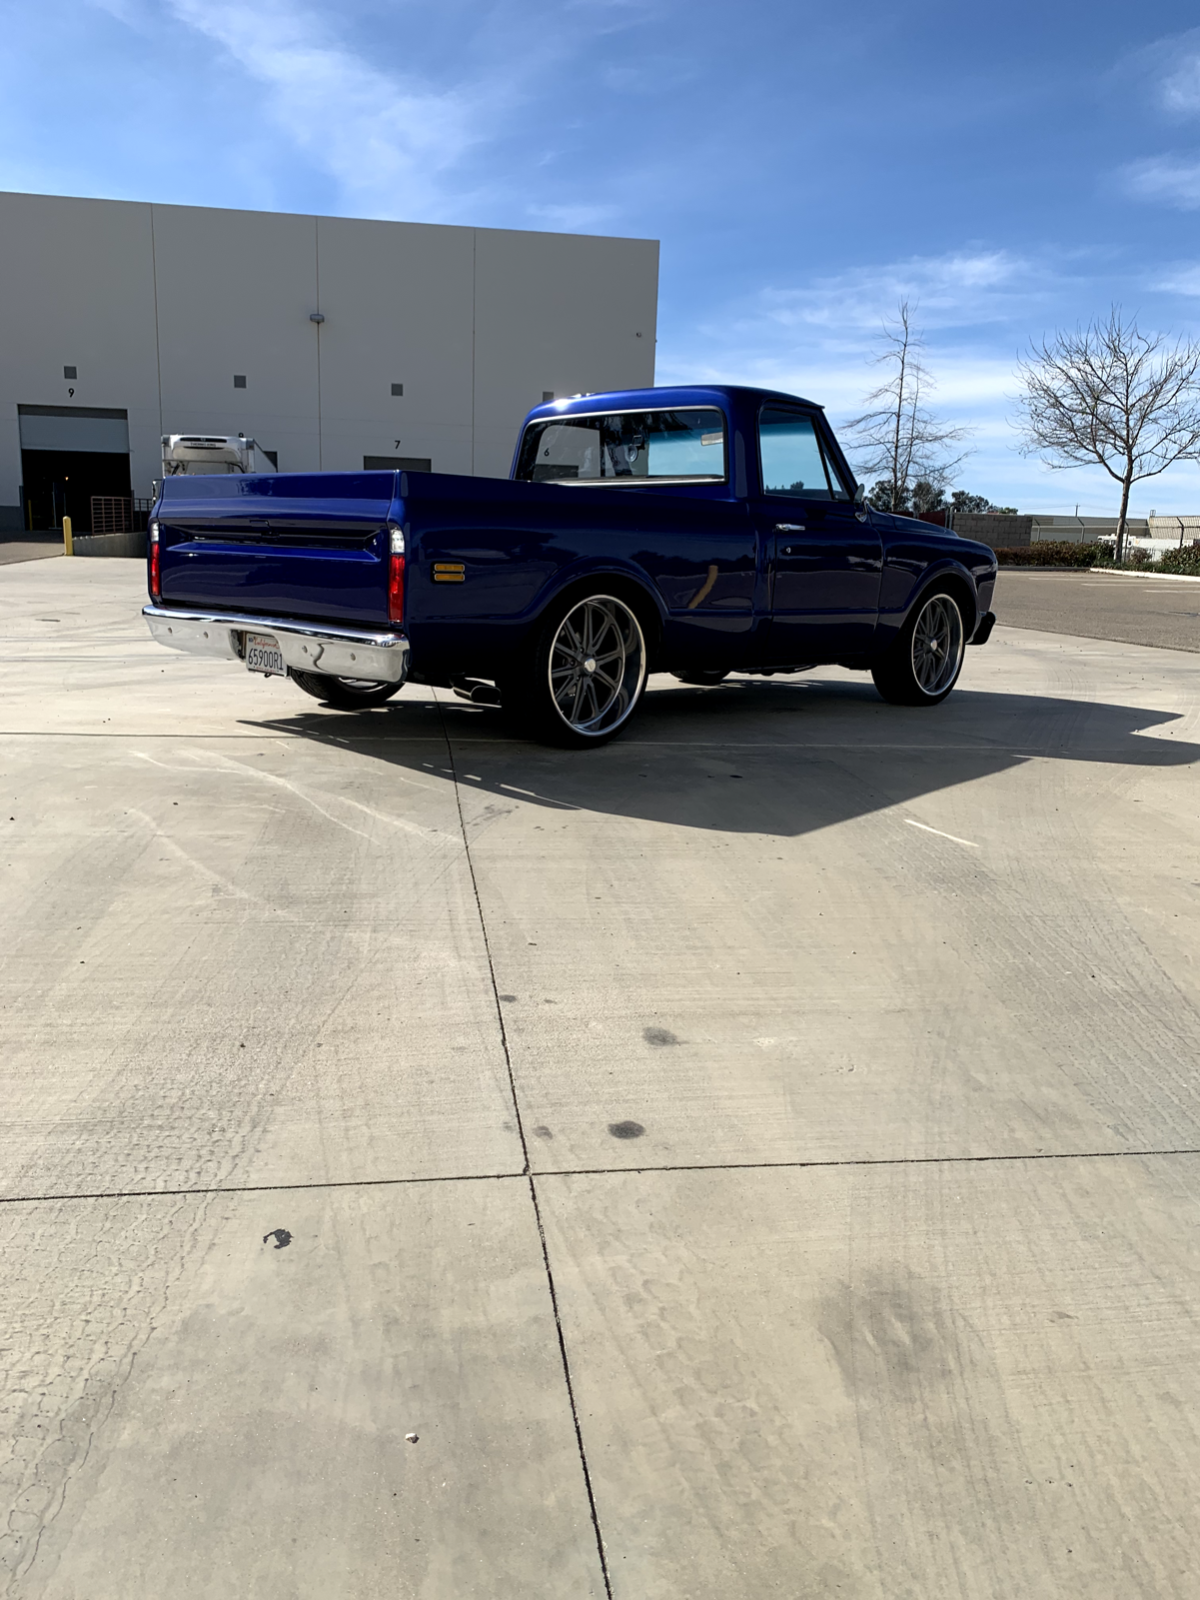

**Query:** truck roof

left=526, top=384, right=822, bottom=420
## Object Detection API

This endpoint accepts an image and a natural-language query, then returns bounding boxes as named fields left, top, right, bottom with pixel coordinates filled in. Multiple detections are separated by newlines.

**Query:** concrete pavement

left=3, top=559, right=1200, bottom=1597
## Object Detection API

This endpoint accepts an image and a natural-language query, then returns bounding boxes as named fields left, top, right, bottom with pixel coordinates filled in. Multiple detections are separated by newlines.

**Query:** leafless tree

left=842, top=300, right=971, bottom=514
left=1016, top=309, right=1200, bottom=561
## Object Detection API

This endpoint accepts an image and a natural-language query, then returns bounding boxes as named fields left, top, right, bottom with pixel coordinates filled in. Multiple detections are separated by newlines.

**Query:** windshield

left=515, top=407, right=727, bottom=483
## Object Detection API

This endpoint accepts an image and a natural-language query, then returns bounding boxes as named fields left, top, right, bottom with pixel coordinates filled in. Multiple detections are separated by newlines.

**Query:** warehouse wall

left=0, top=191, right=659, bottom=521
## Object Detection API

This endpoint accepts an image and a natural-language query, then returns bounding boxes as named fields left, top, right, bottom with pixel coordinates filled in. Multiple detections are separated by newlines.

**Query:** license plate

left=244, top=632, right=285, bottom=676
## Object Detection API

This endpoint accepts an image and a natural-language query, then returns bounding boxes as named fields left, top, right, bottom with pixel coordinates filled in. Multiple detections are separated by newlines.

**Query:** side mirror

left=853, top=482, right=866, bottom=506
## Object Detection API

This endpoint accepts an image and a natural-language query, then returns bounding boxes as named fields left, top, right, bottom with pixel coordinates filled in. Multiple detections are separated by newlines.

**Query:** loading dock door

left=18, top=406, right=131, bottom=532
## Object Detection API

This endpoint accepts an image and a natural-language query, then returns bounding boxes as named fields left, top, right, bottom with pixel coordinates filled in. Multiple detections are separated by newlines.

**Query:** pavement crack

left=527, top=1173, right=614, bottom=1599
left=4, top=1145, right=1200, bottom=1208
left=432, top=693, right=612, bottom=1599
left=431, top=690, right=530, bottom=1174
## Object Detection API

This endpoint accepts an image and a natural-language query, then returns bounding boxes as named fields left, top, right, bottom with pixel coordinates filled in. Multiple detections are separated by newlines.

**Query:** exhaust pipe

left=451, top=677, right=502, bottom=706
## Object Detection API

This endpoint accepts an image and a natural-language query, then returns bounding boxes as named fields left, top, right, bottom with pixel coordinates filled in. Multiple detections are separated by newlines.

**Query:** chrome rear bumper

left=142, top=604, right=410, bottom=684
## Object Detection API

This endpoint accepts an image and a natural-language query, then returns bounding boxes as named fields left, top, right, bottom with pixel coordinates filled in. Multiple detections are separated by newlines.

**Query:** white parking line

left=905, top=819, right=980, bottom=848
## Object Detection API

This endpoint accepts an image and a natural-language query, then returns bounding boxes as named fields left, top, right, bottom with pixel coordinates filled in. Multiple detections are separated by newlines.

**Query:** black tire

left=870, top=588, right=966, bottom=706
left=290, top=670, right=403, bottom=709
left=672, top=669, right=730, bottom=687
left=502, top=590, right=648, bottom=747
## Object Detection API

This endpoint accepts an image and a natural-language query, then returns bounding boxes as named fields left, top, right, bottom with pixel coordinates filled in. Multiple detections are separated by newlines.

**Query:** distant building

left=0, top=191, right=659, bottom=531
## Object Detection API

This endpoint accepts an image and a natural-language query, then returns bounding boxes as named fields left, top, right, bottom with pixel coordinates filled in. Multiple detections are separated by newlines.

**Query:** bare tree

left=843, top=301, right=971, bottom=514
left=1016, top=309, right=1200, bottom=562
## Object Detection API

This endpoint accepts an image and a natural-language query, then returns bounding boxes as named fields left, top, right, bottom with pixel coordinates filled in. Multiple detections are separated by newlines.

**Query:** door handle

left=775, top=523, right=806, bottom=532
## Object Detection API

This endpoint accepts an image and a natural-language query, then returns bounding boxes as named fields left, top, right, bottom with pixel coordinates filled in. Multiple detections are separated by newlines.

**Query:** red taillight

left=149, top=524, right=161, bottom=601
left=387, top=526, right=405, bottom=623
left=390, top=553, right=409, bottom=620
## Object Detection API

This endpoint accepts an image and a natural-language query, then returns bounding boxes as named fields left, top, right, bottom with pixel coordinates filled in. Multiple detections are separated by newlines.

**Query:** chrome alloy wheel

left=910, top=593, right=965, bottom=697
left=547, top=595, right=646, bottom=737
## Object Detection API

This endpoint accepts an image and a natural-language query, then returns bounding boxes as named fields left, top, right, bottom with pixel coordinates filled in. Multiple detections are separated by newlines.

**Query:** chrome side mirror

left=853, top=482, right=866, bottom=506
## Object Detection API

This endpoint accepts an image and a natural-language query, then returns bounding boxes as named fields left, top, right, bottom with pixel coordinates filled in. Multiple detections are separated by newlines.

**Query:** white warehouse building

left=0, top=190, right=659, bottom=532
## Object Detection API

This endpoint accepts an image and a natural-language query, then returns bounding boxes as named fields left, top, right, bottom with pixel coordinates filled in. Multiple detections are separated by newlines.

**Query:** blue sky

left=4, top=0, right=1200, bottom=512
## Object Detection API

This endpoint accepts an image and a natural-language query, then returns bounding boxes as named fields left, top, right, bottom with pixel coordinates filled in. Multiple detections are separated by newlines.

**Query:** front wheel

left=503, top=591, right=648, bottom=746
left=871, top=589, right=966, bottom=705
left=290, top=671, right=403, bottom=709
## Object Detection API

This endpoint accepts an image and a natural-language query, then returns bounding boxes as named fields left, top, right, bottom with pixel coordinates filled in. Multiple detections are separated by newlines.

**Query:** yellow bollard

left=62, top=515, right=73, bottom=556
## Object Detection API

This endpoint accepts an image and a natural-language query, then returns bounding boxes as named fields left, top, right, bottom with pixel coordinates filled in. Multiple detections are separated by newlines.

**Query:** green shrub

left=993, top=538, right=1200, bottom=574
left=994, top=542, right=1104, bottom=567
left=1158, top=544, right=1200, bottom=576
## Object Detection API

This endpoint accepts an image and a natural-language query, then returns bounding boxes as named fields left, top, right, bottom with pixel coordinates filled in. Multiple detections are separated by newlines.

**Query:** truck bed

left=155, top=466, right=755, bottom=678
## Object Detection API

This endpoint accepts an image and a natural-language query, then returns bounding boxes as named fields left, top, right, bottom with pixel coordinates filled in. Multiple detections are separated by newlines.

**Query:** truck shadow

left=243, top=674, right=1200, bottom=840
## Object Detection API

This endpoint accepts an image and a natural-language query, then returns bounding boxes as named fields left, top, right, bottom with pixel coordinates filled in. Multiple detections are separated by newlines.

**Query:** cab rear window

left=516, top=408, right=727, bottom=483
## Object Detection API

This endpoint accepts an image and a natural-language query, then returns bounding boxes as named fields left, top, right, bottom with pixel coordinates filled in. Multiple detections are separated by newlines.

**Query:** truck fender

left=523, top=558, right=668, bottom=645
left=882, top=558, right=980, bottom=649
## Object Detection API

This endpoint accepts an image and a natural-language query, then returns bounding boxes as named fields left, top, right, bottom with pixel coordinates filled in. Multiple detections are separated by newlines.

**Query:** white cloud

left=1115, top=28, right=1200, bottom=119
left=1119, top=155, right=1200, bottom=209
left=743, top=250, right=1032, bottom=337
left=1160, top=46, right=1200, bottom=116
left=659, top=248, right=1053, bottom=410
left=1156, top=263, right=1200, bottom=295
left=161, top=0, right=489, bottom=220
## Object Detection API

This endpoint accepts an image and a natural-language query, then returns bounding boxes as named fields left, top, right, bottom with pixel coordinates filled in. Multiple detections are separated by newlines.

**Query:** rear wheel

left=503, top=591, right=648, bottom=746
left=290, top=671, right=402, bottom=709
left=871, top=589, right=966, bottom=706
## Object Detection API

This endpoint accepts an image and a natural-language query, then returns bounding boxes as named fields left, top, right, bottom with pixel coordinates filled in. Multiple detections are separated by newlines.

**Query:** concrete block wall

left=953, top=514, right=1033, bottom=548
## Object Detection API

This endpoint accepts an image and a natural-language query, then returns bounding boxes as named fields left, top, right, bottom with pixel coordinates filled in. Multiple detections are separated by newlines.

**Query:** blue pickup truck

left=143, top=384, right=997, bottom=746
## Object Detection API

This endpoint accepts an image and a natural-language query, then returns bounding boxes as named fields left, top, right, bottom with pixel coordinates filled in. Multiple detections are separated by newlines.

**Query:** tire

left=290, top=670, right=403, bottom=709
left=502, top=590, right=648, bottom=747
left=870, top=588, right=966, bottom=706
left=672, top=669, right=729, bottom=687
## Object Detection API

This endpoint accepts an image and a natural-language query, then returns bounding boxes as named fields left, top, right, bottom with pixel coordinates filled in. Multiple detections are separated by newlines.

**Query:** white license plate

left=244, top=633, right=285, bottom=676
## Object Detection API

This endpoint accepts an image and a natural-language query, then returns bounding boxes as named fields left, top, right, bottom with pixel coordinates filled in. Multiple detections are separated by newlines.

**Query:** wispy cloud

left=1159, top=39, right=1200, bottom=116
left=1112, top=27, right=1200, bottom=118
left=745, top=250, right=1032, bottom=336
left=160, top=0, right=489, bottom=220
left=1119, top=154, right=1200, bottom=209
left=89, top=0, right=666, bottom=226
left=1157, top=263, right=1200, bottom=295
left=659, top=248, right=1063, bottom=396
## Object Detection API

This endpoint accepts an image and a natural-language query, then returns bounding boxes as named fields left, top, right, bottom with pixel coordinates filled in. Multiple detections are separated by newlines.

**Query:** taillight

left=149, top=521, right=161, bottom=601
left=388, top=526, right=405, bottom=624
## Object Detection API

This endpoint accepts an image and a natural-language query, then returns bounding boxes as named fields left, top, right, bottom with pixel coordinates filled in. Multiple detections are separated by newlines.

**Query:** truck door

left=753, top=406, right=881, bottom=661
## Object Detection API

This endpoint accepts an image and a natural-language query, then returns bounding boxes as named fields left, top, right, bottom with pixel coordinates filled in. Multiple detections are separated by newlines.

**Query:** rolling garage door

left=19, top=405, right=131, bottom=532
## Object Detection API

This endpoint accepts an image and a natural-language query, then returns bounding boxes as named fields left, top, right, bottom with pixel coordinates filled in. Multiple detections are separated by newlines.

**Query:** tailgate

left=155, top=472, right=398, bottom=626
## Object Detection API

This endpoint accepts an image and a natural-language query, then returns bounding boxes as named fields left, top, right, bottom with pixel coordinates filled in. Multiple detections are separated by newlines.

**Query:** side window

left=758, top=408, right=832, bottom=499
left=817, top=429, right=852, bottom=501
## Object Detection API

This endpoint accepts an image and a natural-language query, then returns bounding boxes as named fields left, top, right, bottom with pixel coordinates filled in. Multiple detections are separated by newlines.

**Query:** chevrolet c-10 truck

left=143, top=384, right=997, bottom=746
